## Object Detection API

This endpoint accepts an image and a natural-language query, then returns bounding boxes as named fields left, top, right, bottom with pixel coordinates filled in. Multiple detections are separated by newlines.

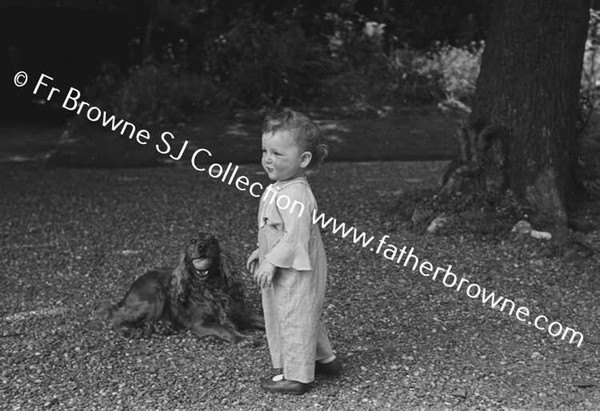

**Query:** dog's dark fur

left=105, top=232, right=264, bottom=342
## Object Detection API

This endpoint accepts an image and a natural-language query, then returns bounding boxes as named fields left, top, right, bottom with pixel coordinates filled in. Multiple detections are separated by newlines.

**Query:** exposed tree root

left=398, top=121, right=598, bottom=261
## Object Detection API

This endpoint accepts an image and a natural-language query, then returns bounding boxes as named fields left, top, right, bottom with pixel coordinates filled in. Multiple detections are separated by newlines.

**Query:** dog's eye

left=190, top=238, right=197, bottom=244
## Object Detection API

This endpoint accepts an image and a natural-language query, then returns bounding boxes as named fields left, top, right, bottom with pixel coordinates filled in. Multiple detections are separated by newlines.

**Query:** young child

left=246, top=109, right=342, bottom=395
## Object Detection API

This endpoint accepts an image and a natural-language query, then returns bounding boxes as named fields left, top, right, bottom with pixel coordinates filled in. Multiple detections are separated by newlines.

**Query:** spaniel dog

left=105, top=232, right=264, bottom=342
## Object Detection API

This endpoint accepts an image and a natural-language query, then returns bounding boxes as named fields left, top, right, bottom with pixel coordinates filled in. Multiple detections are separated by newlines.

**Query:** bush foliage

left=84, top=4, right=600, bottom=126
left=86, top=2, right=486, bottom=125
left=582, top=9, right=600, bottom=110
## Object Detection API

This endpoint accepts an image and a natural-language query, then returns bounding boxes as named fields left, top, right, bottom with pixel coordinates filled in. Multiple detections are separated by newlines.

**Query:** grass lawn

left=1, top=156, right=600, bottom=409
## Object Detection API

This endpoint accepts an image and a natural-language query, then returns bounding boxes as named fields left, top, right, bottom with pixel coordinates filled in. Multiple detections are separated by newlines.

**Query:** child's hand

left=246, top=249, right=260, bottom=275
left=254, top=260, right=276, bottom=288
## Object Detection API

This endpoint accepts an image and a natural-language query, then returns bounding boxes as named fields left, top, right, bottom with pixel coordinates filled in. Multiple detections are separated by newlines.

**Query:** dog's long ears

left=171, top=250, right=189, bottom=293
left=218, top=249, right=238, bottom=288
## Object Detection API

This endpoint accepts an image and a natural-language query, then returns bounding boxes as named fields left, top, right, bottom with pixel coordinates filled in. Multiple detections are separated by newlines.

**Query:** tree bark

left=462, top=0, right=590, bottom=236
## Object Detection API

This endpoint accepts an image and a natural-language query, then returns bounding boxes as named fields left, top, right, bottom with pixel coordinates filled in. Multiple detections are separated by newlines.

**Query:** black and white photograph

left=1, top=0, right=600, bottom=409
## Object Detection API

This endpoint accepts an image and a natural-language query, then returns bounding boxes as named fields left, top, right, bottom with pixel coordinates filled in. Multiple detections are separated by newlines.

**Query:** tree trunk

left=449, top=0, right=590, bottom=239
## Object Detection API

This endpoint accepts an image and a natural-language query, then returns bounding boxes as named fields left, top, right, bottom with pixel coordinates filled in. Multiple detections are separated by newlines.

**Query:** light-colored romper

left=258, top=176, right=334, bottom=383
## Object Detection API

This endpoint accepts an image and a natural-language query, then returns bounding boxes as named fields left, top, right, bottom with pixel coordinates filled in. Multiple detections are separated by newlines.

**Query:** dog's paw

left=235, top=332, right=265, bottom=348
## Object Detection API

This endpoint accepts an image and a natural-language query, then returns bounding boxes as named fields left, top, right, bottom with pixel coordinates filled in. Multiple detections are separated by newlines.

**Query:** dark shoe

left=260, top=377, right=308, bottom=395
left=315, top=358, right=343, bottom=376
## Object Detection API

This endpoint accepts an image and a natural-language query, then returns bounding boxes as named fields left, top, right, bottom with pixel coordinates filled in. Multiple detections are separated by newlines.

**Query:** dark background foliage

left=0, top=0, right=490, bottom=124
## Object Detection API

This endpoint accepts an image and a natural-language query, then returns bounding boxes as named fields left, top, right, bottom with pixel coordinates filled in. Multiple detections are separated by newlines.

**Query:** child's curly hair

left=263, top=108, right=328, bottom=168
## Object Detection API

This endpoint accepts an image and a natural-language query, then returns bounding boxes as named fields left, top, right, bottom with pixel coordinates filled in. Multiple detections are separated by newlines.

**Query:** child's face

left=261, top=130, right=312, bottom=182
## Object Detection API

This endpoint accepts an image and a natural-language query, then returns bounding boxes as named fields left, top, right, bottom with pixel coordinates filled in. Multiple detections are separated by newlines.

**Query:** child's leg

left=280, top=313, right=326, bottom=383
left=314, top=321, right=343, bottom=375
left=262, top=286, right=283, bottom=369
left=315, top=321, right=334, bottom=362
